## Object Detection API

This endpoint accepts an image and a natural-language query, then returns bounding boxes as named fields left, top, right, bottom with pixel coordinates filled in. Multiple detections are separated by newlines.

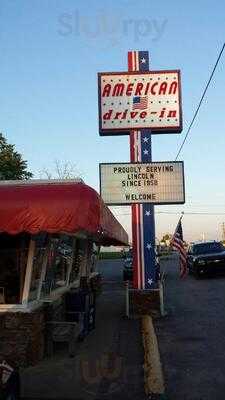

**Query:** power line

left=175, top=42, right=225, bottom=160
left=113, top=211, right=225, bottom=216
left=109, top=47, right=225, bottom=224
left=111, top=203, right=225, bottom=208
left=157, top=212, right=225, bottom=215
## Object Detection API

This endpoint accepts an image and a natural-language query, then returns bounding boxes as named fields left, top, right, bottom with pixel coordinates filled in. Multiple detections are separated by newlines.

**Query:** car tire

left=193, top=266, right=201, bottom=279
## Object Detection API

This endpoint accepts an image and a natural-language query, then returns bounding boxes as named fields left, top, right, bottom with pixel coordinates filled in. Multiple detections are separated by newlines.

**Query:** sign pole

left=128, top=51, right=156, bottom=289
left=98, top=51, right=184, bottom=309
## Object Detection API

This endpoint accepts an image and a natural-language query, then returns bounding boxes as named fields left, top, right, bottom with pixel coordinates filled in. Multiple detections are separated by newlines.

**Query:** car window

left=193, top=242, right=224, bottom=255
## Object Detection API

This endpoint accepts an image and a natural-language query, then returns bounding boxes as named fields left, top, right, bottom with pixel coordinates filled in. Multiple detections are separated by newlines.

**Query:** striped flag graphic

left=132, top=96, right=148, bottom=110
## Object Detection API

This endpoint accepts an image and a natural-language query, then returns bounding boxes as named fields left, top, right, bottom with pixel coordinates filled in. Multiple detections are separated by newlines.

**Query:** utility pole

left=222, top=223, right=225, bottom=242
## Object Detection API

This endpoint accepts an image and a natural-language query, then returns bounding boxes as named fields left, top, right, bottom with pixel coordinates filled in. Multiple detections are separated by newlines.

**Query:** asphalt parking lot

left=155, top=254, right=225, bottom=400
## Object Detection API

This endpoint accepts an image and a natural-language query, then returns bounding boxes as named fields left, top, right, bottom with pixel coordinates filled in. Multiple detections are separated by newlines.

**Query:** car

left=122, top=248, right=161, bottom=281
left=187, top=241, right=225, bottom=278
left=123, top=249, right=133, bottom=281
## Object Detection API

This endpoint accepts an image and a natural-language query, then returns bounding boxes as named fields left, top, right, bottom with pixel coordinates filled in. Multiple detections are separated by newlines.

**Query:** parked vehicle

left=122, top=248, right=161, bottom=282
left=187, top=241, right=225, bottom=278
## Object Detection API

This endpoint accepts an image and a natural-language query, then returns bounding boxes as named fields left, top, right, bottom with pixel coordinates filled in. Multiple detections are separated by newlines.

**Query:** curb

left=141, top=315, right=166, bottom=398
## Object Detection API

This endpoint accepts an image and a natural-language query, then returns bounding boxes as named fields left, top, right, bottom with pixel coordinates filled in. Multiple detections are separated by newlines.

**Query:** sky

left=0, top=0, right=225, bottom=242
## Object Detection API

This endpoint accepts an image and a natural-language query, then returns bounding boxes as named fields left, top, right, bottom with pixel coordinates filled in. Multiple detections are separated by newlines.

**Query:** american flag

left=171, top=217, right=187, bottom=278
left=133, top=96, right=148, bottom=110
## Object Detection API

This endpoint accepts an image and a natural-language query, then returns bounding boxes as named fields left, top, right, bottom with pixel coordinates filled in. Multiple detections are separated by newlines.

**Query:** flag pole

left=174, top=212, right=184, bottom=234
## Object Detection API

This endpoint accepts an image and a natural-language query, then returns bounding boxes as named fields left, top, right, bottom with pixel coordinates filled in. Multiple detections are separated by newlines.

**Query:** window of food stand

left=69, top=239, right=84, bottom=284
left=28, top=238, right=48, bottom=302
left=0, top=234, right=29, bottom=306
left=39, top=236, right=74, bottom=298
left=0, top=233, right=94, bottom=312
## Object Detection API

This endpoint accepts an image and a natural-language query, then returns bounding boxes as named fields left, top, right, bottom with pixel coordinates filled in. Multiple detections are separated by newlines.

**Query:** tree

left=40, top=160, right=83, bottom=180
left=161, top=233, right=172, bottom=243
left=0, top=133, right=33, bottom=180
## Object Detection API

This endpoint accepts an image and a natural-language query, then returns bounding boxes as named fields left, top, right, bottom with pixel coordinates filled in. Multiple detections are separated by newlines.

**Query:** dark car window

left=193, top=242, right=224, bottom=255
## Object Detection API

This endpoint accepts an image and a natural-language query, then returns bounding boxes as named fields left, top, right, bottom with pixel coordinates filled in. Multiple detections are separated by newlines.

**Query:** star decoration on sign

left=146, top=243, right=152, bottom=250
left=148, top=278, right=153, bottom=286
left=144, top=149, right=149, bottom=155
left=141, top=58, right=146, bottom=64
left=143, top=137, right=149, bottom=143
left=145, top=210, right=151, bottom=216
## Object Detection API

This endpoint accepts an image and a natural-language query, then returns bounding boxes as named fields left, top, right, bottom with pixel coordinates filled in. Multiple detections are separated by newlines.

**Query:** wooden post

left=37, top=239, right=50, bottom=300
left=22, top=239, right=36, bottom=305
left=19, top=237, right=27, bottom=302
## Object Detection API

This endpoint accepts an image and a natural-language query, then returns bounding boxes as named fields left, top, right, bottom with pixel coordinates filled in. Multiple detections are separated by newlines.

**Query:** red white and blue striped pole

left=128, top=51, right=157, bottom=290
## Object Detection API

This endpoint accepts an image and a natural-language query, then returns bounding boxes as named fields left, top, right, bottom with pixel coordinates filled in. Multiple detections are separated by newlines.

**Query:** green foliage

left=161, top=233, right=172, bottom=243
left=99, top=252, right=123, bottom=260
left=0, top=133, right=33, bottom=180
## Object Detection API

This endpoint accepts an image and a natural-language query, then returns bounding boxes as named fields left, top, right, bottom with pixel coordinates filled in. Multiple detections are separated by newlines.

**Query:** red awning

left=0, top=180, right=128, bottom=246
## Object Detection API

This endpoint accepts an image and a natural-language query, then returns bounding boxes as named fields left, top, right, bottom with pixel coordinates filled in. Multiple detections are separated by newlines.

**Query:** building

left=0, top=180, right=128, bottom=366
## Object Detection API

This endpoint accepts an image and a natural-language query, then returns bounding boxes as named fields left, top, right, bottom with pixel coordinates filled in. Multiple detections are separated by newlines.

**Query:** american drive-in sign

left=100, top=161, right=185, bottom=205
left=98, top=70, right=182, bottom=135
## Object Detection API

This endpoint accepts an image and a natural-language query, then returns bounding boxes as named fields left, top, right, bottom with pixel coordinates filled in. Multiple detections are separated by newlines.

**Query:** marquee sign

left=98, top=70, right=182, bottom=136
left=100, top=161, right=185, bottom=205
